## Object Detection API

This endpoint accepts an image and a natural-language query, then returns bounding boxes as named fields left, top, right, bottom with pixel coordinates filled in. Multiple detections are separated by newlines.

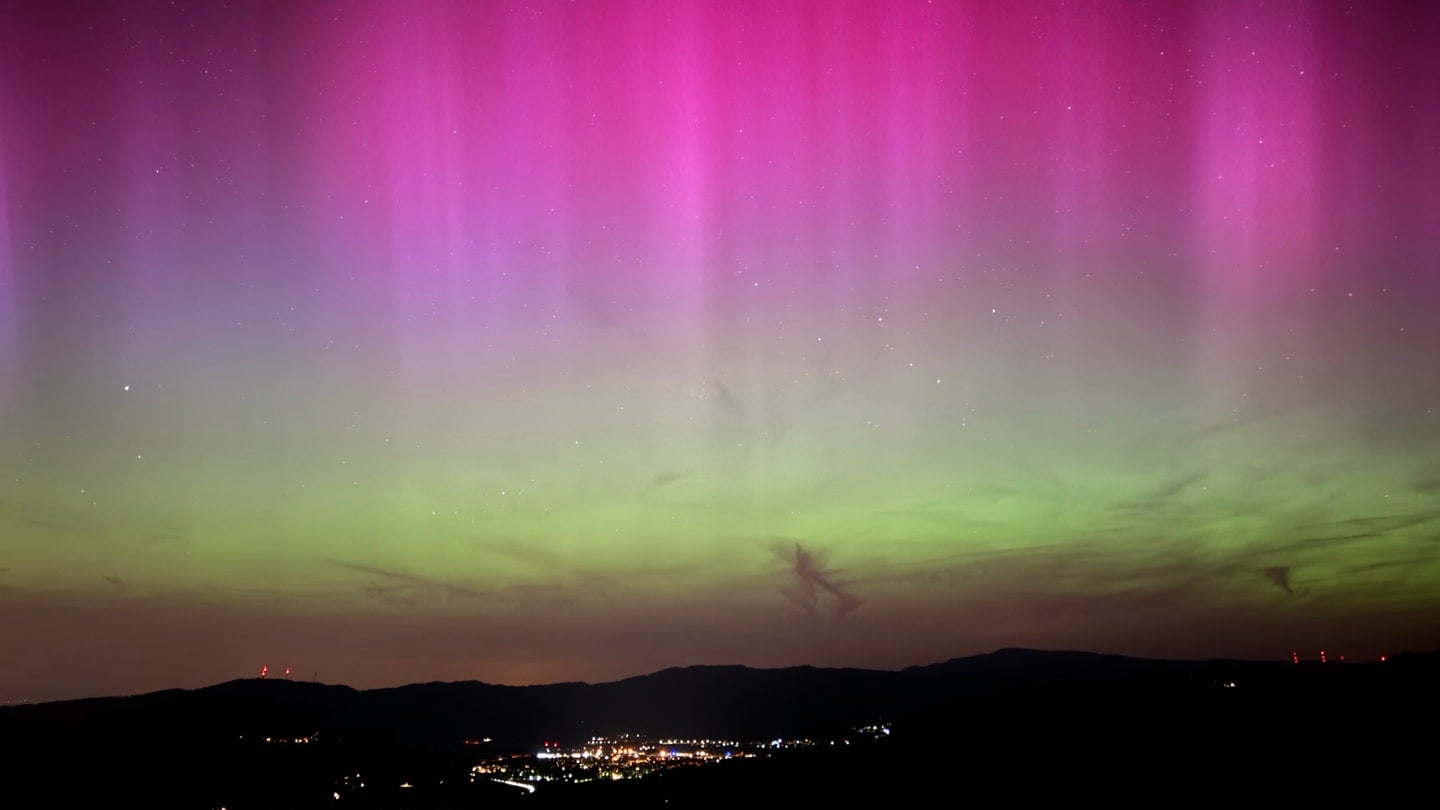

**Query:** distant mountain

left=4, top=647, right=1432, bottom=744
left=3, top=648, right=1436, bottom=807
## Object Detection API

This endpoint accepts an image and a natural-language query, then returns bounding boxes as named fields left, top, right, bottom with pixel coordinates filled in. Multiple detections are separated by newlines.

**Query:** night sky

left=3, top=1, right=1438, bottom=703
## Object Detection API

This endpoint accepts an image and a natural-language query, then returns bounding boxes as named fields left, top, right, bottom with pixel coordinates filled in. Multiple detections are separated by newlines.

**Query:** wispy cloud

left=1260, top=565, right=1293, bottom=595
left=649, top=470, right=691, bottom=490
left=329, top=559, right=488, bottom=607
left=778, top=542, right=862, bottom=618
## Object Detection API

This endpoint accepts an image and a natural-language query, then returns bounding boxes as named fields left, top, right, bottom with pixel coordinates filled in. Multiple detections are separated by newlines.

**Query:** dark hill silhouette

left=4, top=647, right=1433, bottom=743
left=3, top=648, right=1435, bottom=807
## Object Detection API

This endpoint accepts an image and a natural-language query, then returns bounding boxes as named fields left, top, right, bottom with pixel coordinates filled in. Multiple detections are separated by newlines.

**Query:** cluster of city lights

left=466, top=725, right=893, bottom=791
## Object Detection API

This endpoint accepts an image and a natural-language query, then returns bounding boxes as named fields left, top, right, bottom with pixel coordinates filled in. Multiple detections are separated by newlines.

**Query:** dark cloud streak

left=780, top=543, right=862, bottom=618
left=328, top=559, right=489, bottom=606
left=1260, top=566, right=1293, bottom=595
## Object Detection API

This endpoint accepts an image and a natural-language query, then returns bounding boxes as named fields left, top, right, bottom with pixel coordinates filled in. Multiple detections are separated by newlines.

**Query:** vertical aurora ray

left=1, top=0, right=1438, bottom=702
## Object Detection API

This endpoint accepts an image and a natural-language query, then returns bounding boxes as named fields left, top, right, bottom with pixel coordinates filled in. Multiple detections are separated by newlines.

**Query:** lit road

left=493, top=779, right=537, bottom=794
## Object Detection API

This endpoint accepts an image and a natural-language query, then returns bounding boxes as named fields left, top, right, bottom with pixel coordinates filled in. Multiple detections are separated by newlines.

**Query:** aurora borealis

left=2, top=0, right=1438, bottom=703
